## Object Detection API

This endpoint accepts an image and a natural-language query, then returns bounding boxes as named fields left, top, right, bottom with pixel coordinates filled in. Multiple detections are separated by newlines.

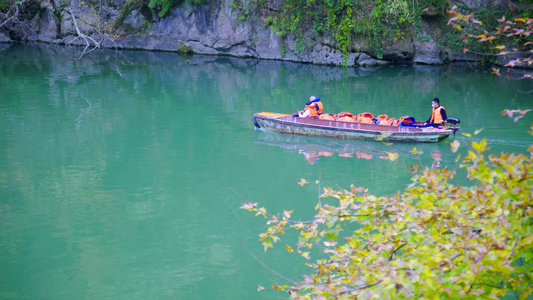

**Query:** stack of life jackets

left=305, top=108, right=417, bottom=127
left=305, top=106, right=418, bottom=126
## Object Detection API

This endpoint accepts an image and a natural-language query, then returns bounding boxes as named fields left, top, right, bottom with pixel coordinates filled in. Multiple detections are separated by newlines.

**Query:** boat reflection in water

left=253, top=130, right=412, bottom=165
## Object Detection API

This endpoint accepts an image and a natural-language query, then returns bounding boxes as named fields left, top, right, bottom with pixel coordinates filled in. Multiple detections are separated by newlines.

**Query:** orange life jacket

left=377, top=115, right=388, bottom=122
left=357, top=112, right=374, bottom=123
left=305, top=104, right=318, bottom=118
left=310, top=98, right=324, bottom=114
left=337, top=112, right=356, bottom=122
left=357, top=112, right=375, bottom=124
left=379, top=117, right=396, bottom=126
left=429, top=106, right=445, bottom=125
left=319, top=114, right=336, bottom=120
left=315, top=101, right=324, bottom=114
left=395, top=116, right=410, bottom=126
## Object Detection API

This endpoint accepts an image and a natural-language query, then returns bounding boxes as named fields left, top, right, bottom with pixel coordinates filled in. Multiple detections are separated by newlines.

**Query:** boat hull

left=253, top=112, right=457, bottom=143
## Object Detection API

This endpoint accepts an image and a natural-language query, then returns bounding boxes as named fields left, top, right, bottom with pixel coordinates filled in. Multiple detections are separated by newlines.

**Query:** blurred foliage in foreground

left=241, top=110, right=532, bottom=299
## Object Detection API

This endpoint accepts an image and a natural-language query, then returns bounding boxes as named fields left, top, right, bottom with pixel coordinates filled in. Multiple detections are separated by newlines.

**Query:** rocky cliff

left=0, top=0, right=479, bottom=66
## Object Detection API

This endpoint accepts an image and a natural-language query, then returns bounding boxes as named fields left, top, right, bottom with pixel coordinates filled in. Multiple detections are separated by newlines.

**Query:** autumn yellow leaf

left=472, top=139, right=489, bottom=152
left=255, top=207, right=267, bottom=217
left=474, top=128, right=484, bottom=135
left=448, top=140, right=460, bottom=153
left=285, top=244, right=294, bottom=253
left=410, top=147, right=423, bottom=155
left=387, top=152, right=399, bottom=161
left=493, top=45, right=506, bottom=50
left=263, top=240, right=273, bottom=252
left=461, top=132, right=472, bottom=137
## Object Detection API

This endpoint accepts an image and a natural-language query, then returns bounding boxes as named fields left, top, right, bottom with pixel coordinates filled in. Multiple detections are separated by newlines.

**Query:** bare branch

left=240, top=242, right=298, bottom=285
left=0, top=0, right=26, bottom=28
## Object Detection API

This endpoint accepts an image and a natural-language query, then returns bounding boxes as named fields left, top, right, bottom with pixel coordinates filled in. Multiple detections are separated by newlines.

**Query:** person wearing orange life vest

left=309, top=96, right=323, bottom=115
left=424, top=98, right=447, bottom=127
left=298, top=98, right=319, bottom=118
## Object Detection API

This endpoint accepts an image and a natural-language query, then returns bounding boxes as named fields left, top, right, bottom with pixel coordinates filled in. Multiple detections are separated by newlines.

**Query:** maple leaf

left=501, top=109, right=532, bottom=121
left=263, top=240, right=273, bottom=252
left=472, top=139, right=489, bottom=152
left=387, top=152, right=399, bottom=161
left=504, top=59, right=522, bottom=67
left=447, top=140, right=460, bottom=153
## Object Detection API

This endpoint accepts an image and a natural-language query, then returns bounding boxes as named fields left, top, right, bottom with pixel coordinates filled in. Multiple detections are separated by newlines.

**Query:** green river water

left=1, top=44, right=532, bottom=299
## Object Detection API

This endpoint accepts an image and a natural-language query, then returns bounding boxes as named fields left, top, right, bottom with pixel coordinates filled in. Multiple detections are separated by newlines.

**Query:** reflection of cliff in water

left=253, top=130, right=411, bottom=164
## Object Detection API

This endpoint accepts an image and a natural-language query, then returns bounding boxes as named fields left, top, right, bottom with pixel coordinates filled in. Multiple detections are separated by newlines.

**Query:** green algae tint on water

left=0, top=44, right=532, bottom=299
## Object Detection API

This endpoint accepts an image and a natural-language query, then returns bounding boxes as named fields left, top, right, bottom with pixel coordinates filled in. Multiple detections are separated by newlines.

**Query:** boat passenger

left=424, top=98, right=447, bottom=127
left=309, top=96, right=324, bottom=115
left=298, top=100, right=318, bottom=118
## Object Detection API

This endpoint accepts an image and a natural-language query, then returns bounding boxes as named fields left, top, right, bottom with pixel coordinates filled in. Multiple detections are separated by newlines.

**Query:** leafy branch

left=447, top=5, right=533, bottom=80
left=241, top=111, right=533, bottom=298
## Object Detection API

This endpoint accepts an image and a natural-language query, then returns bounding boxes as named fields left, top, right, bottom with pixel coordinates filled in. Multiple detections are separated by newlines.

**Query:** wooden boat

left=253, top=112, right=460, bottom=143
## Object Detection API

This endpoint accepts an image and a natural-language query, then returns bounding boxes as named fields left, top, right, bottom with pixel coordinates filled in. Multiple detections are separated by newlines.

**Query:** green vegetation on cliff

left=228, top=0, right=532, bottom=65
left=234, top=0, right=438, bottom=61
